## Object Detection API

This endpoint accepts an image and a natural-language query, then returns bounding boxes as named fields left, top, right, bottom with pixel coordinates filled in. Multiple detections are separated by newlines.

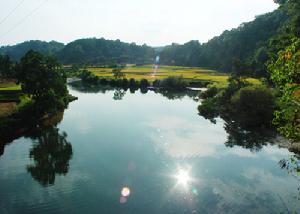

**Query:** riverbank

left=0, top=94, right=77, bottom=153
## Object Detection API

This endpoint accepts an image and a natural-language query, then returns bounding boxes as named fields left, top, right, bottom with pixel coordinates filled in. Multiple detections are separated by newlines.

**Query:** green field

left=87, top=65, right=260, bottom=86
left=0, top=81, right=21, bottom=91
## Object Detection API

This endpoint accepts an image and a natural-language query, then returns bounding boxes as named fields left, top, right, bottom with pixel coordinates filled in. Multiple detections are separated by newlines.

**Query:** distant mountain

left=56, top=38, right=155, bottom=64
left=0, top=38, right=155, bottom=65
left=0, top=40, right=64, bottom=61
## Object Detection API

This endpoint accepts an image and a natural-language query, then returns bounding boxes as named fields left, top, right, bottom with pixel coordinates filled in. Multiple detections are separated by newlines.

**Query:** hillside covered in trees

left=159, top=7, right=288, bottom=77
left=57, top=38, right=155, bottom=65
left=0, top=38, right=155, bottom=65
left=0, top=40, right=64, bottom=61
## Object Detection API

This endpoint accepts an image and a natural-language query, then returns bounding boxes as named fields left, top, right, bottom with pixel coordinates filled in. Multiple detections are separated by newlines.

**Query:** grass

left=0, top=81, right=22, bottom=101
left=87, top=65, right=260, bottom=85
left=0, top=81, right=21, bottom=91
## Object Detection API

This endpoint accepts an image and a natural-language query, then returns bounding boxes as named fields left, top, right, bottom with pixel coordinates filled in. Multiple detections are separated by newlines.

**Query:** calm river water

left=0, top=85, right=299, bottom=214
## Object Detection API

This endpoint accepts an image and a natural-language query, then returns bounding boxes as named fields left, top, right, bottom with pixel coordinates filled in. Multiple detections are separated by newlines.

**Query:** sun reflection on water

left=172, top=166, right=196, bottom=191
left=175, top=169, right=192, bottom=188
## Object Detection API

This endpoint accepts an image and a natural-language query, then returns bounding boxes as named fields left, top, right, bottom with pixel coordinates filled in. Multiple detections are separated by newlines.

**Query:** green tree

left=16, top=50, right=68, bottom=112
left=230, top=86, right=276, bottom=128
left=268, top=38, right=300, bottom=141
left=268, top=0, right=300, bottom=141
left=0, top=55, right=13, bottom=78
left=274, top=0, right=287, bottom=5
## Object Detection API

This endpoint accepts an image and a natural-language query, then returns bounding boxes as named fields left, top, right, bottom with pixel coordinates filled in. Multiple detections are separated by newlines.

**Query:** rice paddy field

left=0, top=81, right=22, bottom=117
left=0, top=81, right=21, bottom=91
left=87, top=65, right=260, bottom=86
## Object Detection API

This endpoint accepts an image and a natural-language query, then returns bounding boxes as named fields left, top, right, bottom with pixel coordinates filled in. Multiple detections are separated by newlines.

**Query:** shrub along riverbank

left=198, top=74, right=300, bottom=153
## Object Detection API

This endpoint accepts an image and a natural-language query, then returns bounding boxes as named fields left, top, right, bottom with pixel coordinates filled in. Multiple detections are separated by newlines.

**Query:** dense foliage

left=56, top=38, right=154, bottom=65
left=198, top=78, right=276, bottom=129
left=0, top=38, right=155, bottom=66
left=0, top=55, right=14, bottom=78
left=16, top=50, right=69, bottom=113
left=267, top=0, right=300, bottom=141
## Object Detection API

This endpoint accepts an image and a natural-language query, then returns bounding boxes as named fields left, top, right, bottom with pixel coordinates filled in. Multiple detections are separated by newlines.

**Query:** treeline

left=57, top=38, right=155, bottom=65
left=0, top=38, right=155, bottom=65
left=159, top=8, right=289, bottom=77
left=80, top=69, right=192, bottom=91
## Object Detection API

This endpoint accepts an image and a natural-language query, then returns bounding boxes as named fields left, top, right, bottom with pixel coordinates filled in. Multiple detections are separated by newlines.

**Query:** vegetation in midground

left=0, top=50, right=76, bottom=140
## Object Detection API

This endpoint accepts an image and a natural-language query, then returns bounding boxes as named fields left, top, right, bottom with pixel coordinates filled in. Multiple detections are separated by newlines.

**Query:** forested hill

left=0, top=38, right=155, bottom=65
left=57, top=38, right=155, bottom=64
left=0, top=40, right=64, bottom=61
left=159, top=7, right=288, bottom=76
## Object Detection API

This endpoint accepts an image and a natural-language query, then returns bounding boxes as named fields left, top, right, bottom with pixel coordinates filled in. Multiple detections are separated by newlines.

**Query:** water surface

left=0, top=86, right=299, bottom=214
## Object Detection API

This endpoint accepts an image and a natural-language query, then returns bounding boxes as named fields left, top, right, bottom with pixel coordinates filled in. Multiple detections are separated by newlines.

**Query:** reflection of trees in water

left=224, top=120, right=275, bottom=152
left=154, top=89, right=199, bottom=100
left=113, top=89, right=126, bottom=100
left=69, top=81, right=112, bottom=94
left=140, top=87, right=149, bottom=94
left=279, top=154, right=300, bottom=200
left=0, top=111, right=65, bottom=157
left=70, top=81, right=200, bottom=101
left=198, top=102, right=277, bottom=152
left=27, top=126, right=73, bottom=186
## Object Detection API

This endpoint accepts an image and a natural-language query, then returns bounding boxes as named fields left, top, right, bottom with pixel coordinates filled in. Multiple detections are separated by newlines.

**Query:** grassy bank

left=87, top=65, right=260, bottom=86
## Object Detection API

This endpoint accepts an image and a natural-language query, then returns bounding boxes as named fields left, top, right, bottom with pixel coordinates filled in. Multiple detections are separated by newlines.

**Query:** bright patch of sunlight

left=175, top=169, right=192, bottom=188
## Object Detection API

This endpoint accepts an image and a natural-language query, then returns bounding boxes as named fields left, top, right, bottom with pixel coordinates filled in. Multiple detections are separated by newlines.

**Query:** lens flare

left=151, top=55, right=160, bottom=77
left=121, top=187, right=130, bottom=197
left=120, top=196, right=127, bottom=204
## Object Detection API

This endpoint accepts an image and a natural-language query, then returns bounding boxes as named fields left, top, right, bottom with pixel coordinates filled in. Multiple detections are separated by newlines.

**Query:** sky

left=0, top=0, right=278, bottom=47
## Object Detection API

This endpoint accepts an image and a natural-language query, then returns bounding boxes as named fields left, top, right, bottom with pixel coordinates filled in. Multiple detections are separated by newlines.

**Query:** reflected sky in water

left=0, top=87, right=299, bottom=214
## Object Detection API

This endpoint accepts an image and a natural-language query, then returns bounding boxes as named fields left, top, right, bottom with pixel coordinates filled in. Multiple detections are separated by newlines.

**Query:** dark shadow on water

left=69, top=81, right=200, bottom=101
left=198, top=101, right=278, bottom=152
left=0, top=110, right=73, bottom=187
left=224, top=120, right=276, bottom=152
left=113, top=88, right=127, bottom=100
left=0, top=111, right=66, bottom=156
left=27, top=126, right=73, bottom=187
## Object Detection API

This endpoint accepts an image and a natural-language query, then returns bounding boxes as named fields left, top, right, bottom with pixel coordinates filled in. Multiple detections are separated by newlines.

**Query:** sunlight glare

left=175, top=169, right=191, bottom=187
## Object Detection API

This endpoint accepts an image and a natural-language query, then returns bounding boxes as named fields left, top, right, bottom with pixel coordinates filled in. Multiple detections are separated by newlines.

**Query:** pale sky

left=0, top=0, right=278, bottom=47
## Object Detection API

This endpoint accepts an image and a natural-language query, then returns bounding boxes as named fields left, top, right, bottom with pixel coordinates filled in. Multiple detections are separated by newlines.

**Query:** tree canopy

left=16, top=50, right=69, bottom=112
